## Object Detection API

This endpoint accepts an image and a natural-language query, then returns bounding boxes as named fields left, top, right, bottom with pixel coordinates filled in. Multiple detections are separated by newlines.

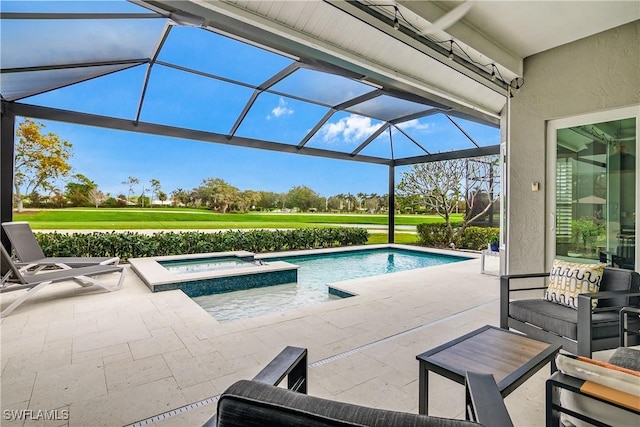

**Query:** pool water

left=160, top=257, right=250, bottom=274
left=192, top=248, right=467, bottom=322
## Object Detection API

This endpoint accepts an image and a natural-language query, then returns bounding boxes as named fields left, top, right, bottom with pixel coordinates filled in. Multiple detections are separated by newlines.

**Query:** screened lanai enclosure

left=1, top=0, right=517, bottom=245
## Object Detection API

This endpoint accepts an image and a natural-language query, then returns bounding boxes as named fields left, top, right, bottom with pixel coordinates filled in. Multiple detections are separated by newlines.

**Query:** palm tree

left=121, top=176, right=139, bottom=205
left=149, top=178, right=161, bottom=208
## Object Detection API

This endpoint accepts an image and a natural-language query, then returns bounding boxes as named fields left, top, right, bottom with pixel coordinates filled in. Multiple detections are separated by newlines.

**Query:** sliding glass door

left=548, top=106, right=638, bottom=270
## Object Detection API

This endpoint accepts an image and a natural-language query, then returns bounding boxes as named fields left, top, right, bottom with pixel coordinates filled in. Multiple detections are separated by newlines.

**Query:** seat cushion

left=509, top=299, right=621, bottom=340
left=544, top=260, right=605, bottom=309
left=216, top=380, right=480, bottom=427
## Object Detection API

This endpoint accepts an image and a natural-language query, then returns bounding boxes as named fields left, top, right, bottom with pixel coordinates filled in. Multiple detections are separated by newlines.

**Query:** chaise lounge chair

left=2, top=221, right=119, bottom=273
left=0, top=244, right=125, bottom=318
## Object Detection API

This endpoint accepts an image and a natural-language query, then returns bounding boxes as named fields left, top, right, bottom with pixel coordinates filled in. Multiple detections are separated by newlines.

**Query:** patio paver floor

left=1, top=252, right=581, bottom=426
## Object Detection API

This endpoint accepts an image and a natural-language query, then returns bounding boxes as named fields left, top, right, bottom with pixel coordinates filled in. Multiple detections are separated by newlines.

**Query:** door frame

left=546, top=105, right=639, bottom=270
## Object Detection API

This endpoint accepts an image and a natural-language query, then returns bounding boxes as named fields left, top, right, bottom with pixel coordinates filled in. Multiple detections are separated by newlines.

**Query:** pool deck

left=0, top=246, right=599, bottom=426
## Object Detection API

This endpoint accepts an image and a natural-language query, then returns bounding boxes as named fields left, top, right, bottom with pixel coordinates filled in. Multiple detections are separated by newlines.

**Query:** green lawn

left=366, top=233, right=419, bottom=245
left=15, top=208, right=456, bottom=231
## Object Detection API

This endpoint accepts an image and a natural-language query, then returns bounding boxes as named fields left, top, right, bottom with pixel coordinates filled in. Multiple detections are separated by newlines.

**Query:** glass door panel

left=555, top=117, right=636, bottom=269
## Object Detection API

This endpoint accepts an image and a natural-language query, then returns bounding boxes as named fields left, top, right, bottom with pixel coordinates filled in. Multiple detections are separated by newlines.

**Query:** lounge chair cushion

left=217, top=380, right=480, bottom=427
left=555, top=351, right=640, bottom=427
left=509, top=299, right=624, bottom=340
left=543, top=260, right=605, bottom=310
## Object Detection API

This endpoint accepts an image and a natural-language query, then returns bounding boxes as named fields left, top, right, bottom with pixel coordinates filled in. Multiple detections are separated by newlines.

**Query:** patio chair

left=2, top=221, right=119, bottom=273
left=204, top=346, right=514, bottom=427
left=500, top=263, right=640, bottom=357
left=0, top=244, right=125, bottom=318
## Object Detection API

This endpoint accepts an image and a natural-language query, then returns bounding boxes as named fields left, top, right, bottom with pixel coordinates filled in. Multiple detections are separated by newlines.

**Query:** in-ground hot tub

left=129, top=251, right=298, bottom=297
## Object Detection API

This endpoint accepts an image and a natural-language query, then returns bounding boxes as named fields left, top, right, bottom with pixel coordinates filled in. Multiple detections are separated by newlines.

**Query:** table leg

left=418, top=362, right=429, bottom=415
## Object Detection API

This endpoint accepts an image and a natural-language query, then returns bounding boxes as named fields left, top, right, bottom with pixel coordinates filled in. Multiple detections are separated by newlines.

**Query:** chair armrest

left=620, top=306, right=640, bottom=347
left=252, top=346, right=307, bottom=392
left=579, top=291, right=640, bottom=314
left=576, top=292, right=640, bottom=356
left=203, top=346, right=307, bottom=427
left=500, top=273, right=550, bottom=293
left=501, top=272, right=550, bottom=280
left=500, top=272, right=549, bottom=329
left=465, top=372, right=513, bottom=427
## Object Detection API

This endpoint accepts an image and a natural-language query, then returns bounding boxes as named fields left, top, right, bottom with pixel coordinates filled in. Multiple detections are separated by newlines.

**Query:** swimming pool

left=192, top=247, right=468, bottom=321
left=160, top=257, right=252, bottom=274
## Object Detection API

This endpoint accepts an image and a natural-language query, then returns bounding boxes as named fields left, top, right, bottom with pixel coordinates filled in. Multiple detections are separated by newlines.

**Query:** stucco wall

left=507, top=20, right=640, bottom=273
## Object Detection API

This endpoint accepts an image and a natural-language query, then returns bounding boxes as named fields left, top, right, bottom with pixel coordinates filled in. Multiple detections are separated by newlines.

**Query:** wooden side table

left=416, top=325, right=560, bottom=416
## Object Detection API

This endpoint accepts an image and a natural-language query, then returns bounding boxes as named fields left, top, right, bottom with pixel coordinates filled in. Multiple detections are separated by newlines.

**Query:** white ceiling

left=403, top=1, right=640, bottom=71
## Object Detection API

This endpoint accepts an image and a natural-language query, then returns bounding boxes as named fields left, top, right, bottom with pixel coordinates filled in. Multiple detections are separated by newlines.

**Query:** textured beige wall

left=507, top=21, right=640, bottom=273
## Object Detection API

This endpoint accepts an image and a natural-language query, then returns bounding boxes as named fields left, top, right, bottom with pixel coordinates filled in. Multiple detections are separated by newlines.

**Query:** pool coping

left=128, top=250, right=299, bottom=291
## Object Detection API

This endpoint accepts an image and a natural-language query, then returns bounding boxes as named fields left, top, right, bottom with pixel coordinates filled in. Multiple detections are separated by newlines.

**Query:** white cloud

left=266, top=98, right=294, bottom=120
left=397, top=119, right=430, bottom=132
left=319, top=114, right=382, bottom=144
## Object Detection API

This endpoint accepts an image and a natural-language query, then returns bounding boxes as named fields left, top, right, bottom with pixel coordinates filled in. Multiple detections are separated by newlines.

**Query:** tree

left=50, top=189, right=67, bottom=208
left=255, top=191, right=281, bottom=211
left=239, top=190, right=261, bottom=212
left=121, top=176, right=139, bottom=204
left=87, top=188, right=105, bottom=208
left=13, top=119, right=73, bottom=212
left=149, top=178, right=161, bottom=208
left=326, top=195, right=342, bottom=211
left=397, top=156, right=500, bottom=246
left=115, top=194, right=128, bottom=207
left=171, top=188, right=191, bottom=207
left=65, top=173, right=96, bottom=206
left=157, top=191, right=168, bottom=205
left=286, top=186, right=323, bottom=211
left=195, top=178, right=240, bottom=212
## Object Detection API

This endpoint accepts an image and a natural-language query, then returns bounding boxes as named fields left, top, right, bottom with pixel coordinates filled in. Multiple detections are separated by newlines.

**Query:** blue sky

left=8, top=0, right=500, bottom=199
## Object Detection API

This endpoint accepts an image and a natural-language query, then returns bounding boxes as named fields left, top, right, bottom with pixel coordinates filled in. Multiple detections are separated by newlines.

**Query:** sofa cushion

left=544, top=260, right=605, bottom=309
left=217, top=380, right=480, bottom=427
left=509, top=299, right=621, bottom=340
left=609, top=347, right=640, bottom=371
left=596, top=267, right=640, bottom=308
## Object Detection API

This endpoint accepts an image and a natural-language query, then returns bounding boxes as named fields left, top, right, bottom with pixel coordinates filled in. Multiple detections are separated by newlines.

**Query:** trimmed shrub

left=458, top=226, right=499, bottom=251
left=416, top=223, right=499, bottom=250
left=34, top=228, right=369, bottom=262
left=416, top=223, right=451, bottom=248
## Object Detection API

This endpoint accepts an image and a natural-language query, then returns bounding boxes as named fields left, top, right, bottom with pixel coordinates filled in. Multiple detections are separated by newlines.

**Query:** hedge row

left=416, top=224, right=499, bottom=251
left=35, top=228, right=369, bottom=262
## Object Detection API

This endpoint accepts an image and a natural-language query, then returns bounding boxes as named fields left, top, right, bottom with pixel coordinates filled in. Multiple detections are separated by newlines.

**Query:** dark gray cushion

left=509, top=299, right=621, bottom=340
left=608, top=347, right=640, bottom=371
left=597, top=268, right=640, bottom=308
left=216, top=380, right=480, bottom=427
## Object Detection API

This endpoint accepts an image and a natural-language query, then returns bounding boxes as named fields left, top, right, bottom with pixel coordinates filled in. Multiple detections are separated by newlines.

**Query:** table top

left=416, top=325, right=560, bottom=391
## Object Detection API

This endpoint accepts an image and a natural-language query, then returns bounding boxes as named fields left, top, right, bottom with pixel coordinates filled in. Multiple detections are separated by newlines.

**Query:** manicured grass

left=366, top=233, right=419, bottom=245
left=15, top=208, right=459, bottom=230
